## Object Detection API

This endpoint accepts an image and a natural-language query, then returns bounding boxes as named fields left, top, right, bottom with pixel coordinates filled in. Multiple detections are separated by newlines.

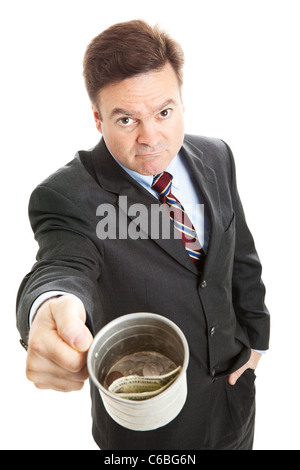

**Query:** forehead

left=97, top=63, right=181, bottom=117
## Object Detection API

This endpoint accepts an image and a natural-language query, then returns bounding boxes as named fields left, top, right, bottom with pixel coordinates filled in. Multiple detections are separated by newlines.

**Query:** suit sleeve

left=225, top=143, right=270, bottom=351
left=16, top=184, right=103, bottom=345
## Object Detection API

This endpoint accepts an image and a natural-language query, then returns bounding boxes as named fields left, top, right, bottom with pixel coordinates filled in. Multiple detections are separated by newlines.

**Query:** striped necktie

left=152, top=172, right=205, bottom=270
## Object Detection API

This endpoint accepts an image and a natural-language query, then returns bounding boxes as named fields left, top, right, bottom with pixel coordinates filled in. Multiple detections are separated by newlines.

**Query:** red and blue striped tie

left=152, top=172, right=205, bottom=271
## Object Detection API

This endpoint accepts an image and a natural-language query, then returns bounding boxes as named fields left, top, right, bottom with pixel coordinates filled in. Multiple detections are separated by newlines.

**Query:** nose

left=137, top=120, right=160, bottom=149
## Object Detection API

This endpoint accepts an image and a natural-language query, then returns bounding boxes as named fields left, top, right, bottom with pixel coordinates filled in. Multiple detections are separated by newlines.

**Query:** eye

left=159, top=108, right=172, bottom=119
left=118, top=117, right=134, bottom=127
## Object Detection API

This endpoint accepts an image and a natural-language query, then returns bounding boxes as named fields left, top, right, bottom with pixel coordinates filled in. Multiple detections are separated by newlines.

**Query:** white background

left=1, top=0, right=299, bottom=450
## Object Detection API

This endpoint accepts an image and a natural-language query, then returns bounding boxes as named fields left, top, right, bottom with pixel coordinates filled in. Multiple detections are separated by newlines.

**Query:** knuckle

left=25, top=361, right=41, bottom=385
left=71, top=381, right=85, bottom=392
left=25, top=354, right=38, bottom=380
left=26, top=336, right=47, bottom=359
left=65, top=352, right=87, bottom=374
left=25, top=367, right=34, bottom=382
left=28, top=338, right=44, bottom=355
left=34, top=383, right=47, bottom=390
left=26, top=367, right=41, bottom=387
left=78, top=366, right=89, bottom=381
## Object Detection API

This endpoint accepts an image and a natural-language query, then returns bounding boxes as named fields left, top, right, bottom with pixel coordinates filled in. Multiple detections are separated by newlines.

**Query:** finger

left=26, top=349, right=90, bottom=392
left=26, top=351, right=89, bottom=382
left=27, top=342, right=88, bottom=388
left=29, top=368, right=88, bottom=392
left=52, top=295, right=93, bottom=352
left=34, top=374, right=86, bottom=392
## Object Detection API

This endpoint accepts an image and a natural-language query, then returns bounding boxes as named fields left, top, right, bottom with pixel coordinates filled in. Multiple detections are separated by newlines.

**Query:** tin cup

left=87, top=312, right=189, bottom=431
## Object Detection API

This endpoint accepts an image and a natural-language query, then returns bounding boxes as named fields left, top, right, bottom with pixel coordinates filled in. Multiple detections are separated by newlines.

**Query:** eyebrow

left=109, top=99, right=178, bottom=119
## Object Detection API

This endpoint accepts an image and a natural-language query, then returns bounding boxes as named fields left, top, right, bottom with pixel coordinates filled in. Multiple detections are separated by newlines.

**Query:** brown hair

left=83, top=20, right=184, bottom=105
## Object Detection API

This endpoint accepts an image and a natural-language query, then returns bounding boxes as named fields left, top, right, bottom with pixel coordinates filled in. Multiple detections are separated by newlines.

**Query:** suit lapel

left=181, top=140, right=224, bottom=278
left=90, top=137, right=222, bottom=276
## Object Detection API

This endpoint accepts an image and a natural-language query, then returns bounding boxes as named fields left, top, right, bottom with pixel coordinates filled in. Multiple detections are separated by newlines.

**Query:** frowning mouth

left=136, top=151, right=164, bottom=158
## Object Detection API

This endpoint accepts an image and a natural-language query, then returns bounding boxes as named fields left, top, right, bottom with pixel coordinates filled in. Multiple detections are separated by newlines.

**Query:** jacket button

left=211, top=368, right=216, bottom=377
left=200, top=280, right=207, bottom=289
left=210, top=326, right=216, bottom=336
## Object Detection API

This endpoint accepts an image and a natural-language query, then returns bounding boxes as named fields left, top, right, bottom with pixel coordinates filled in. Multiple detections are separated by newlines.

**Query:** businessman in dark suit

left=17, top=20, right=270, bottom=450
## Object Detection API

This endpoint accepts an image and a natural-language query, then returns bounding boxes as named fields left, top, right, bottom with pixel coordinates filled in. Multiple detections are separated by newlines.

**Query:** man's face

left=93, top=62, right=185, bottom=176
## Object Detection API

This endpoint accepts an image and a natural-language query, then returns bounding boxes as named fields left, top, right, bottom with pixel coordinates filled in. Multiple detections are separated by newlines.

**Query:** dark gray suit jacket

left=16, top=135, right=270, bottom=449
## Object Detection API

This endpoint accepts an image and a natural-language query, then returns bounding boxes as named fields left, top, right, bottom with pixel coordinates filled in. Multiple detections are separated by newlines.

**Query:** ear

left=92, top=105, right=103, bottom=133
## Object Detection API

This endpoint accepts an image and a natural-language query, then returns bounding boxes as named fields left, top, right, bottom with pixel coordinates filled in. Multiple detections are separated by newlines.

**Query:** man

left=16, top=20, right=270, bottom=450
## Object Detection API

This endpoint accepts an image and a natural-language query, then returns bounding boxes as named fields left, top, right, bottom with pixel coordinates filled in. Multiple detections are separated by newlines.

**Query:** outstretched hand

left=26, top=295, right=93, bottom=392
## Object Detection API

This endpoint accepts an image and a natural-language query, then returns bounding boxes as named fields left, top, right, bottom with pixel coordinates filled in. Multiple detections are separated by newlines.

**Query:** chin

left=137, top=157, right=173, bottom=176
left=138, top=165, right=165, bottom=176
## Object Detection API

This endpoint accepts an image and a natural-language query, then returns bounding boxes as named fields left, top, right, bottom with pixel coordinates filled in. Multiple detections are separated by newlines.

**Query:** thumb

left=228, top=363, right=248, bottom=386
left=228, top=370, right=241, bottom=386
left=52, top=295, right=93, bottom=352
